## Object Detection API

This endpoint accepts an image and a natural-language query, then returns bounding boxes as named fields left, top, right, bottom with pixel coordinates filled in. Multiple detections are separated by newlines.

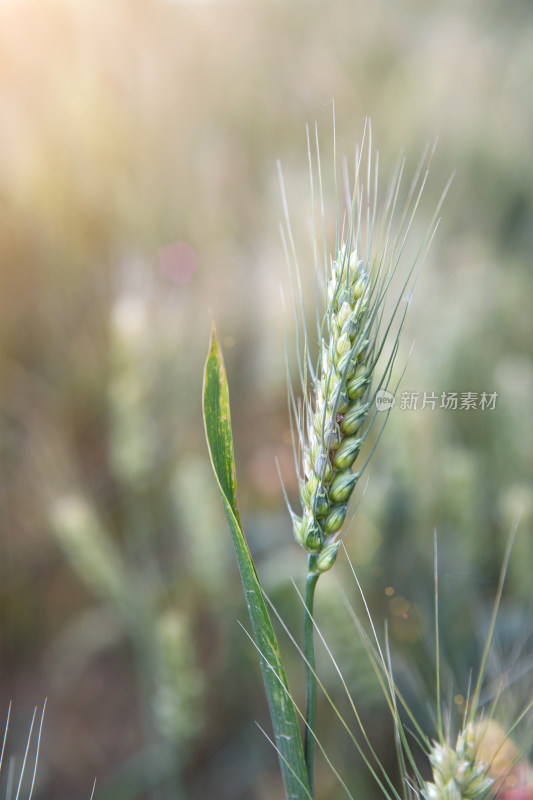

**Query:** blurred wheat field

left=1, top=0, right=532, bottom=798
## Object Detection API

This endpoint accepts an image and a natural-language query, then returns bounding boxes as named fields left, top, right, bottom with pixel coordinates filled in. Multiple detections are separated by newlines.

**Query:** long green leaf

left=203, top=323, right=310, bottom=800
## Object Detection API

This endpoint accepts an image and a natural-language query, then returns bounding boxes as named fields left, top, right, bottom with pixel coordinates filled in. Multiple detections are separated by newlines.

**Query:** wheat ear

left=286, top=128, right=446, bottom=575
left=280, top=119, right=449, bottom=796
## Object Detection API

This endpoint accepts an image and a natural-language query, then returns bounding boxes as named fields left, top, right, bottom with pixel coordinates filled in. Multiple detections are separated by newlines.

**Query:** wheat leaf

left=203, top=322, right=310, bottom=800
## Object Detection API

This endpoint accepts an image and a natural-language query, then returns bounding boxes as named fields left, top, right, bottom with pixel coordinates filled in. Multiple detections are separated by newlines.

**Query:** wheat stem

left=304, top=557, right=320, bottom=796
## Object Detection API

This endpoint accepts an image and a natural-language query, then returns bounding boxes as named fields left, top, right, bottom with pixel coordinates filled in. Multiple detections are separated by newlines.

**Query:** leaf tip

left=208, top=317, right=219, bottom=352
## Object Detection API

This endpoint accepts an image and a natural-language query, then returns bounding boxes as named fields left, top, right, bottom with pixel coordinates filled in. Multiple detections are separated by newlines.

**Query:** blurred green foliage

left=0, top=0, right=532, bottom=798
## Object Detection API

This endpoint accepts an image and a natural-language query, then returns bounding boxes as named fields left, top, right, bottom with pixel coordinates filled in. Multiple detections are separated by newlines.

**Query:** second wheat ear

left=280, top=123, right=450, bottom=793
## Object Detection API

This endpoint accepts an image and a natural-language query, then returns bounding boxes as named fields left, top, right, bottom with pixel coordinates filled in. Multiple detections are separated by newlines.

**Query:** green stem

left=304, top=555, right=320, bottom=798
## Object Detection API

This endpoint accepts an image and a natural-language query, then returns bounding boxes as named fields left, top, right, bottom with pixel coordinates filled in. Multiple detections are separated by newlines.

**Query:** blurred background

left=0, top=0, right=532, bottom=798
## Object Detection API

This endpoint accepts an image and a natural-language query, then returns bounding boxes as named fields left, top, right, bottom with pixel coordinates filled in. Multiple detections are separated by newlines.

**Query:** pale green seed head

left=424, top=725, right=494, bottom=800
left=282, top=127, right=446, bottom=561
